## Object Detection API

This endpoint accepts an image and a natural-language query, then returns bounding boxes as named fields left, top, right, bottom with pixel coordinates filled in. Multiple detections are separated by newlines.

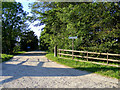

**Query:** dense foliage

left=2, top=2, right=38, bottom=54
left=31, top=2, right=120, bottom=54
left=20, top=31, right=38, bottom=51
left=2, top=2, right=27, bottom=54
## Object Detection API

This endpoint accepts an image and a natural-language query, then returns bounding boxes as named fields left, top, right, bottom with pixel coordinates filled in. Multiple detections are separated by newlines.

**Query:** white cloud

left=29, top=21, right=45, bottom=39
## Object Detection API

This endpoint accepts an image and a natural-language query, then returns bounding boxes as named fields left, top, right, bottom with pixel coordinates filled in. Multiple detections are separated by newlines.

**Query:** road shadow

left=17, top=51, right=47, bottom=56
left=1, top=51, right=119, bottom=85
left=1, top=56, right=91, bottom=84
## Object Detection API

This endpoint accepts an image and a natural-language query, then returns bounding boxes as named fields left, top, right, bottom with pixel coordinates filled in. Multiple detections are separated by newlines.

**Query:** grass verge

left=1, top=51, right=26, bottom=63
left=13, top=51, right=26, bottom=55
left=1, top=54, right=14, bottom=62
left=59, top=55, right=119, bottom=66
left=46, top=53, right=120, bottom=79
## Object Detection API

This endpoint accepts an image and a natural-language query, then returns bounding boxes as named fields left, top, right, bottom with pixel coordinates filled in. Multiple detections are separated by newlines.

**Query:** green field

left=46, top=53, right=119, bottom=79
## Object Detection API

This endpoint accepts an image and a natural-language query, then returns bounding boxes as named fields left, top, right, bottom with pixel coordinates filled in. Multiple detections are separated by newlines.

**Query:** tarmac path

left=0, top=51, right=118, bottom=88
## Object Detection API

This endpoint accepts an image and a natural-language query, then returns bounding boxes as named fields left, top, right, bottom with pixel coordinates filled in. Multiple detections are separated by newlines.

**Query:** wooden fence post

left=72, top=50, right=74, bottom=59
left=87, top=51, right=88, bottom=61
left=57, top=49, right=120, bottom=67
left=54, top=45, right=57, bottom=57
left=72, top=39, right=74, bottom=60
left=107, top=52, right=108, bottom=64
left=59, top=49, right=61, bottom=57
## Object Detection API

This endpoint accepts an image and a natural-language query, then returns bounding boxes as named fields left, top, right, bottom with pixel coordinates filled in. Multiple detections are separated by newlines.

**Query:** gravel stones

left=0, top=51, right=118, bottom=88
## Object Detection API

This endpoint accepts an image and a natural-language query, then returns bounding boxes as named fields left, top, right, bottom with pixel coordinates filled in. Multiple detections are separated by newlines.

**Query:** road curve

left=0, top=51, right=118, bottom=88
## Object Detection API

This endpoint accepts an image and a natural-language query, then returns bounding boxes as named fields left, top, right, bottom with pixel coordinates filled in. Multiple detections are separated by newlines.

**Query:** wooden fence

left=58, top=49, right=120, bottom=67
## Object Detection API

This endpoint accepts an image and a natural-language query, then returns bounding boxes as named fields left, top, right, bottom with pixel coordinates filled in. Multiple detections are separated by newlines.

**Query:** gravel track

left=0, top=51, right=118, bottom=88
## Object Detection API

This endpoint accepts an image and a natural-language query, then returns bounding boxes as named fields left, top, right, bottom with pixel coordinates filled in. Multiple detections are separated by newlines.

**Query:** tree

left=2, top=2, right=29, bottom=54
left=30, top=2, right=120, bottom=53
left=20, top=31, right=38, bottom=51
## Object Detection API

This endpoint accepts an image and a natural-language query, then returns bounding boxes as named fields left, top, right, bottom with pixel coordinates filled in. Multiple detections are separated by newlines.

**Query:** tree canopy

left=2, top=2, right=38, bottom=54
left=30, top=2, right=120, bottom=53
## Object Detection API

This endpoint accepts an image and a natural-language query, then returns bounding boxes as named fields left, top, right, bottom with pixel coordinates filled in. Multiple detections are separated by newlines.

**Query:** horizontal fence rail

left=58, top=49, right=120, bottom=67
left=58, top=49, right=120, bottom=56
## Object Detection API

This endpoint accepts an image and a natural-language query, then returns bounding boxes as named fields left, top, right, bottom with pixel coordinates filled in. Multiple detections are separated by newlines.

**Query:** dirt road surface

left=0, top=51, right=118, bottom=88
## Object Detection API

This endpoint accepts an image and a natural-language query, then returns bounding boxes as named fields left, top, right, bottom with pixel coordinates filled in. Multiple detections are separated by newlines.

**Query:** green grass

left=1, top=54, right=14, bottom=62
left=1, top=51, right=26, bottom=63
left=13, top=51, right=26, bottom=55
left=58, top=55, right=119, bottom=66
left=46, top=53, right=120, bottom=79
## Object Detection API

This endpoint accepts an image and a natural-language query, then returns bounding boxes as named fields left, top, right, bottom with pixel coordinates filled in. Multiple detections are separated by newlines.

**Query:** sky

left=15, top=0, right=45, bottom=39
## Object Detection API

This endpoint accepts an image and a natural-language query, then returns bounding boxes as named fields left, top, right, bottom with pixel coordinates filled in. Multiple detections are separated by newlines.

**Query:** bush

left=13, top=45, right=20, bottom=53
